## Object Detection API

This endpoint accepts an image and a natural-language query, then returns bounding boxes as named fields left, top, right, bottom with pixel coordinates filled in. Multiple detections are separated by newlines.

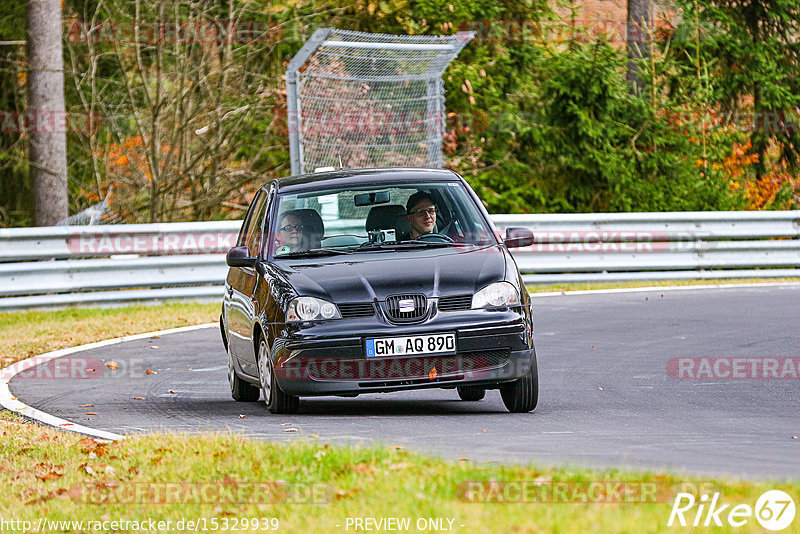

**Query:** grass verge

left=1, top=304, right=798, bottom=533
left=527, top=277, right=800, bottom=294
left=1, top=410, right=796, bottom=533
left=0, top=302, right=218, bottom=368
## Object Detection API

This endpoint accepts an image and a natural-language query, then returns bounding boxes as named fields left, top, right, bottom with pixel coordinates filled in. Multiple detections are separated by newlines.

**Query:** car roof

left=271, top=168, right=461, bottom=193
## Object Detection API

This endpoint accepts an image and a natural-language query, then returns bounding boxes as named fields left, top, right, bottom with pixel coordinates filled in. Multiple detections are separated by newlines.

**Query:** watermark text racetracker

left=6, top=356, right=163, bottom=380
left=75, top=481, right=330, bottom=505
left=459, top=480, right=681, bottom=503
left=667, top=357, right=800, bottom=380
left=64, top=229, right=692, bottom=255
left=1, top=111, right=102, bottom=134
left=0, top=517, right=280, bottom=532
left=67, top=230, right=237, bottom=255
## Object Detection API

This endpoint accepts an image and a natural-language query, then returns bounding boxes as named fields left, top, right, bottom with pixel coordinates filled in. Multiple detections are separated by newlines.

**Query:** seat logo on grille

left=398, top=298, right=415, bottom=313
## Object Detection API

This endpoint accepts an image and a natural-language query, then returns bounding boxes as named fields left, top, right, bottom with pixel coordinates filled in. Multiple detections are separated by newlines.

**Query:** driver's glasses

left=280, top=224, right=304, bottom=232
left=409, top=207, right=437, bottom=217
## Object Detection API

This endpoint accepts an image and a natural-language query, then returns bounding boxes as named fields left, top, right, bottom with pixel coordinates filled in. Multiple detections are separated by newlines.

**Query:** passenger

left=275, top=212, right=304, bottom=254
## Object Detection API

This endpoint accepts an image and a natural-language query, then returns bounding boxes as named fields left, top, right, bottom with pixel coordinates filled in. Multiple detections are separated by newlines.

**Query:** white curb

left=0, top=323, right=217, bottom=441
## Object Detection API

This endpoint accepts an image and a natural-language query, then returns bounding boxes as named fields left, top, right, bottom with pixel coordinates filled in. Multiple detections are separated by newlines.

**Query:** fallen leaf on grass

left=84, top=463, right=112, bottom=476
left=334, top=487, right=362, bottom=500
left=34, top=464, right=64, bottom=481
left=350, top=463, right=376, bottom=475
left=388, top=462, right=413, bottom=471
left=77, top=438, right=108, bottom=456
left=105, top=362, right=119, bottom=371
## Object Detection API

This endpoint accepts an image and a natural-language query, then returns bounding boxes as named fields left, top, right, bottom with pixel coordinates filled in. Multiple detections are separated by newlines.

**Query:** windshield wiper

left=355, top=240, right=465, bottom=251
left=404, top=239, right=466, bottom=247
left=276, top=247, right=354, bottom=258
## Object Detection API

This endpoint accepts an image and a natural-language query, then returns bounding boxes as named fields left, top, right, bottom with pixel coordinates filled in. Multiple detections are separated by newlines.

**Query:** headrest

left=366, top=205, right=409, bottom=234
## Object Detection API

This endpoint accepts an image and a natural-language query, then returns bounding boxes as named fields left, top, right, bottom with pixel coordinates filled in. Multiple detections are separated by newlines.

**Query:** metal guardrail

left=0, top=211, right=798, bottom=310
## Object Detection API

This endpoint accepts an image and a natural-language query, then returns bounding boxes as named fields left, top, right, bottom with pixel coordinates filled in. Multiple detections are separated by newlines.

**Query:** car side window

left=244, top=193, right=268, bottom=257
left=236, top=190, right=265, bottom=248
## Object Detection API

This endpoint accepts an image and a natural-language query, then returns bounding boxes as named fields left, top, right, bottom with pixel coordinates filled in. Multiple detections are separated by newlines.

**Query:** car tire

left=228, top=346, right=260, bottom=402
left=257, top=337, right=299, bottom=414
left=500, top=348, right=538, bottom=413
left=457, top=386, right=486, bottom=401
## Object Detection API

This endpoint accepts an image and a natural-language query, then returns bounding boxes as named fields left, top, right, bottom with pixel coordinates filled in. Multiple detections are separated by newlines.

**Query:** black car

left=221, top=168, right=537, bottom=414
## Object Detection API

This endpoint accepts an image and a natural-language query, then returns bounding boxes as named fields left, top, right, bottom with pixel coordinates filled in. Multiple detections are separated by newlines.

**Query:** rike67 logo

left=668, top=490, right=796, bottom=531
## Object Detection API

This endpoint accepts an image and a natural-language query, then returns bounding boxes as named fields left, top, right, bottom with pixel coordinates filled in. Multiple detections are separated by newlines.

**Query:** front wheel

left=500, top=349, right=538, bottom=413
left=257, top=338, right=299, bottom=414
left=457, top=386, right=486, bottom=401
left=228, top=346, right=260, bottom=402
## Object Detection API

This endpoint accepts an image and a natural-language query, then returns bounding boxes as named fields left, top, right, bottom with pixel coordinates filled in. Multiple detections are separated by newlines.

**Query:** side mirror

left=503, top=227, right=535, bottom=249
left=226, top=246, right=257, bottom=268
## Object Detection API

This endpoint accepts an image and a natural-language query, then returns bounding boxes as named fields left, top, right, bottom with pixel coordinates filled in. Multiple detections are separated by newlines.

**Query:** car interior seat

left=366, top=205, right=412, bottom=239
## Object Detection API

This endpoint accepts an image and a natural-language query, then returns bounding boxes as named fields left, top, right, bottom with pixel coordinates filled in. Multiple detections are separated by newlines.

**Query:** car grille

left=384, top=294, right=427, bottom=323
left=437, top=295, right=472, bottom=312
left=304, top=349, right=511, bottom=382
left=338, top=302, right=375, bottom=318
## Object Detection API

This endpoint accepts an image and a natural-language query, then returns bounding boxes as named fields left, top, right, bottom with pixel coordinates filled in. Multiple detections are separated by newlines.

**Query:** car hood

left=278, top=246, right=507, bottom=302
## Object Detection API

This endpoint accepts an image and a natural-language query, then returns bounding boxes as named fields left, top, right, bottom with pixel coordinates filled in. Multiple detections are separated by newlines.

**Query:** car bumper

left=270, top=314, right=535, bottom=396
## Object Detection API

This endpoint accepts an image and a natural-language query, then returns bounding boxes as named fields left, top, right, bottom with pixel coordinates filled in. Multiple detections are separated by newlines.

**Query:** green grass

left=1, top=411, right=796, bottom=533
left=1, top=303, right=799, bottom=533
left=0, top=302, right=218, bottom=368
left=527, top=277, right=800, bottom=294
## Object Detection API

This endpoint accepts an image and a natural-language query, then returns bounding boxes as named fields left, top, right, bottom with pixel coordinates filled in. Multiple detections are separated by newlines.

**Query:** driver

left=404, top=191, right=438, bottom=240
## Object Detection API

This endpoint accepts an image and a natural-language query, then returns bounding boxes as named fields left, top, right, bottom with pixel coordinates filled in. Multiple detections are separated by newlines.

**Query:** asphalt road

left=10, top=286, right=800, bottom=480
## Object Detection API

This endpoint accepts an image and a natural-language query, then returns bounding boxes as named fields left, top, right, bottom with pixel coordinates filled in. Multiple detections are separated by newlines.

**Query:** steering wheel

left=416, top=233, right=454, bottom=243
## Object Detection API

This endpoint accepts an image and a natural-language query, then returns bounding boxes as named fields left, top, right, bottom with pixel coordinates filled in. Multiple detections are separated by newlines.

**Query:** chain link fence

left=287, top=28, right=473, bottom=175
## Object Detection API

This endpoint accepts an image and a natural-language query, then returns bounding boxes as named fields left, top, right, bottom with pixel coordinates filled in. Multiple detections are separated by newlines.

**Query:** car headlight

left=471, top=282, right=520, bottom=309
left=286, top=297, right=341, bottom=322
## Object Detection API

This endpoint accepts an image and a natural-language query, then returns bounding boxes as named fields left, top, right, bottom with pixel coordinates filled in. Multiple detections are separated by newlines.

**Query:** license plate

left=365, top=333, right=456, bottom=358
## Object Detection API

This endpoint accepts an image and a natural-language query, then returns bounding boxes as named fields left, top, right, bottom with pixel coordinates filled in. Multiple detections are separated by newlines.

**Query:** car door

left=225, top=189, right=268, bottom=376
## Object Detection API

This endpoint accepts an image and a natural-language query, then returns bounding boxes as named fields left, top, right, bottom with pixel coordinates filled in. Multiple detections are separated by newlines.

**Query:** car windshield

left=268, top=181, right=496, bottom=259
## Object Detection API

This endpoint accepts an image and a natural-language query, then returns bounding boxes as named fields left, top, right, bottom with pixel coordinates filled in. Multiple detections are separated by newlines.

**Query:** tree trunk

left=27, top=0, right=68, bottom=226
left=626, top=0, right=653, bottom=95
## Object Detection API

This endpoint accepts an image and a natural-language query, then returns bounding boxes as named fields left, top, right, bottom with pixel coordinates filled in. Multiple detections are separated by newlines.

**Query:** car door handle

left=227, top=287, right=233, bottom=296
